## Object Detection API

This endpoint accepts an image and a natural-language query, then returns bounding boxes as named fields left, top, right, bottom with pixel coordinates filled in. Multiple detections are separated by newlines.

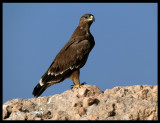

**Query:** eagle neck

left=79, top=23, right=91, bottom=35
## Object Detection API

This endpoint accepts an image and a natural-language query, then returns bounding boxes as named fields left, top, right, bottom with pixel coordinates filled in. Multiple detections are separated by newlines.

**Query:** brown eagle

left=32, top=13, right=95, bottom=97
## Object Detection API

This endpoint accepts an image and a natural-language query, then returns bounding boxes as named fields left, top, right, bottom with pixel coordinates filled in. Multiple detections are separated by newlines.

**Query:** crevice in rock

left=4, top=106, right=12, bottom=119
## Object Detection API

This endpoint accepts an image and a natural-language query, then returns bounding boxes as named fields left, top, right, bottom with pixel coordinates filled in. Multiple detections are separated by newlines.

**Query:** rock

left=83, top=97, right=99, bottom=107
left=3, top=84, right=158, bottom=120
left=86, top=115, right=99, bottom=120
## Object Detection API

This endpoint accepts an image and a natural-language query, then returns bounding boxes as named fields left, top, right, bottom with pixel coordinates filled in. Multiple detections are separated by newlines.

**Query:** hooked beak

left=87, top=15, right=95, bottom=22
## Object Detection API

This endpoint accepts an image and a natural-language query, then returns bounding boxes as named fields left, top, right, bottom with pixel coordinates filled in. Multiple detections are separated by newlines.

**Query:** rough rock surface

left=3, top=85, right=158, bottom=120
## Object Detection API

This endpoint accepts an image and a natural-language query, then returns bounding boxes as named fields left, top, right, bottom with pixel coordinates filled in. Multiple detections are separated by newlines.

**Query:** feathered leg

left=69, top=70, right=86, bottom=89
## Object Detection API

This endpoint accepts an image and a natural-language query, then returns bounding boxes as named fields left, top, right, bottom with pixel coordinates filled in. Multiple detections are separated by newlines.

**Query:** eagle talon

left=81, top=82, right=87, bottom=85
left=70, top=85, right=74, bottom=89
left=70, top=82, right=86, bottom=89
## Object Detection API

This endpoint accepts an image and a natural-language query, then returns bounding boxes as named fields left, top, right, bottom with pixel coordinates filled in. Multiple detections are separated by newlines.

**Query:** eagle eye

left=84, top=16, right=88, bottom=19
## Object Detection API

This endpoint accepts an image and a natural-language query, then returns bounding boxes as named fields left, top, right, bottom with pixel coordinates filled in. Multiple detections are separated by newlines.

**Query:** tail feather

left=32, top=83, right=48, bottom=97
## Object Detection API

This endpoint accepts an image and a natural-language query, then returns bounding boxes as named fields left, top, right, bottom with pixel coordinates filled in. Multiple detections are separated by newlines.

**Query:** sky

left=3, top=3, right=157, bottom=103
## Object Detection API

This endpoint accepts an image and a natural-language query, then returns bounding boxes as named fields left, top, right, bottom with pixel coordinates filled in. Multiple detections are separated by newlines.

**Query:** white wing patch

left=39, top=78, right=44, bottom=86
left=47, top=66, right=76, bottom=77
left=48, top=71, right=51, bottom=75
left=70, top=66, right=74, bottom=70
left=48, top=71, right=54, bottom=75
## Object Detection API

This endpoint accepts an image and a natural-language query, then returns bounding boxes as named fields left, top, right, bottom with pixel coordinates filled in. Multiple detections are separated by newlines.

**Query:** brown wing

left=41, top=39, right=91, bottom=84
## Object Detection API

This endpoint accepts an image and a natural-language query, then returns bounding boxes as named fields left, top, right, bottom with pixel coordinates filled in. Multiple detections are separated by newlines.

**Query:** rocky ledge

left=3, top=85, right=157, bottom=120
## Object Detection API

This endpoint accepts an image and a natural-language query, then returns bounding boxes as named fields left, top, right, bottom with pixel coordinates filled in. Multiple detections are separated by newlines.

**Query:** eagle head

left=79, top=13, right=95, bottom=25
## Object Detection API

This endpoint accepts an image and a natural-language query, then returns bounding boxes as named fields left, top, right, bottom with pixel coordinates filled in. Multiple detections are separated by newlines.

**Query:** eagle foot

left=71, top=82, right=86, bottom=89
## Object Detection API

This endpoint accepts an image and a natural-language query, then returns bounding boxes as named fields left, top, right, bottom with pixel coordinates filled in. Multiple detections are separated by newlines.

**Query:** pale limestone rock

left=3, top=85, right=157, bottom=120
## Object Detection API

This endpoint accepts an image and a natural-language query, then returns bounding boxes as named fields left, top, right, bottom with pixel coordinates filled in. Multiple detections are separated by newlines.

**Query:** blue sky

left=3, top=3, right=157, bottom=103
